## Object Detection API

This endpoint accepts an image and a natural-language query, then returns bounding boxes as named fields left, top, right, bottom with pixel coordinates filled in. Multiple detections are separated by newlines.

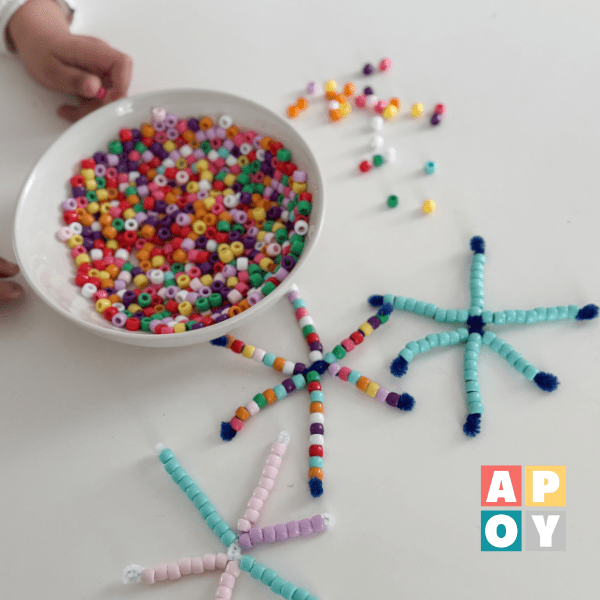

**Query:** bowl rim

left=13, top=87, right=325, bottom=347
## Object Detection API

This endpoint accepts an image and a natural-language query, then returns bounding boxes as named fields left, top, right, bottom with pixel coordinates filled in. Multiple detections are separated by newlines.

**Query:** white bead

left=128, top=171, right=140, bottom=182
left=117, top=271, right=132, bottom=284
left=366, top=95, right=379, bottom=107
left=370, top=135, right=384, bottom=149
left=112, top=302, right=125, bottom=311
left=91, top=221, right=101, bottom=231
left=189, top=277, right=202, bottom=291
left=223, top=194, right=240, bottom=209
left=69, top=222, right=82, bottom=235
left=253, top=348, right=266, bottom=362
left=149, top=269, right=164, bottom=284
left=225, top=155, right=238, bottom=167
left=175, top=290, right=187, bottom=303
left=294, top=220, right=309, bottom=235
left=179, top=144, right=192, bottom=157
left=282, top=361, right=295, bottom=375
left=207, top=149, right=220, bottom=162
left=328, top=100, right=340, bottom=110
left=115, top=248, right=130, bottom=260
left=151, top=107, right=166, bottom=122
left=384, top=147, right=397, bottom=162
left=255, top=148, right=265, bottom=160
left=236, top=257, right=248, bottom=271
left=371, top=116, right=384, bottom=130
left=299, top=315, right=314, bottom=328
left=310, top=412, right=325, bottom=424
left=218, top=114, right=233, bottom=129
left=309, top=434, right=324, bottom=446
left=205, top=239, right=218, bottom=252
left=162, top=158, right=175, bottom=168
left=81, top=283, right=97, bottom=298
left=309, top=350, right=323, bottom=362
left=56, top=226, right=72, bottom=242
left=89, top=248, right=103, bottom=261
left=239, top=143, right=253, bottom=155
left=199, top=179, right=212, bottom=191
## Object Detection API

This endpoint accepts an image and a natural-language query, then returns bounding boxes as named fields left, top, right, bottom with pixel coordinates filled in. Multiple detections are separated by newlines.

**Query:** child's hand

left=0, top=257, right=23, bottom=302
left=7, top=0, right=132, bottom=122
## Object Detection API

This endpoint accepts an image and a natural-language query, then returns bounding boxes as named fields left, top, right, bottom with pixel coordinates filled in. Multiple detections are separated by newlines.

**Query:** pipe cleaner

left=368, top=236, right=598, bottom=437
left=211, top=285, right=414, bottom=498
left=123, top=432, right=331, bottom=600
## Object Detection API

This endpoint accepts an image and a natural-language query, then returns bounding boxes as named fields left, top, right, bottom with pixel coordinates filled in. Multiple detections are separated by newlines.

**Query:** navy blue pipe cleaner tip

left=309, top=478, right=324, bottom=498
left=378, top=303, right=394, bottom=317
left=576, top=304, right=599, bottom=321
left=470, top=236, right=485, bottom=254
left=391, top=355, right=409, bottom=378
left=463, top=413, right=481, bottom=437
left=534, top=372, right=559, bottom=392
left=210, top=336, right=229, bottom=347
left=368, top=294, right=384, bottom=307
left=220, top=421, right=237, bottom=441
left=398, top=393, right=415, bottom=411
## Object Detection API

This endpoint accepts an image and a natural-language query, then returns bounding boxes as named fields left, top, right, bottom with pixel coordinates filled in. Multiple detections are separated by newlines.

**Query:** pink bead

left=191, top=557, right=205, bottom=573
left=237, top=518, right=251, bottom=531
left=216, top=585, right=233, bottom=600
left=245, top=401, right=260, bottom=416
left=230, top=417, right=244, bottom=431
left=96, top=86, right=107, bottom=100
left=379, top=57, right=392, bottom=71
left=341, top=338, right=355, bottom=352
left=270, top=441, right=287, bottom=456
left=203, top=554, right=216, bottom=570
left=220, top=572, right=236, bottom=587
left=154, top=563, right=168, bottom=582
left=375, top=387, right=389, bottom=402
left=327, top=362, right=341, bottom=376
left=141, top=568, right=155, bottom=584
left=259, top=476, right=274, bottom=491
left=167, top=562, right=181, bottom=579
left=262, top=465, right=278, bottom=479
left=266, top=454, right=282, bottom=468
left=215, top=553, right=229, bottom=569
left=338, top=366, right=351, bottom=381
left=253, top=487, right=269, bottom=502
left=244, top=508, right=260, bottom=522
left=295, top=307, right=309, bottom=320
left=178, top=558, right=192, bottom=575
left=355, top=94, right=367, bottom=107
left=247, top=496, right=263, bottom=511
left=226, top=562, right=241, bottom=577
left=374, top=100, right=386, bottom=113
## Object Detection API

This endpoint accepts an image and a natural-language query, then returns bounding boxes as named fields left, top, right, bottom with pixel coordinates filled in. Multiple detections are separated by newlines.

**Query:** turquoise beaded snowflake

left=369, top=236, right=598, bottom=437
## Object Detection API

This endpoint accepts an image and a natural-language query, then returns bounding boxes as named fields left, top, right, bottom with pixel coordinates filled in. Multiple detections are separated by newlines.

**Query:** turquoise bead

left=446, top=309, right=458, bottom=322
left=448, top=330, right=461, bottom=345
left=414, top=300, right=427, bottom=315
left=464, top=359, right=478, bottom=371
left=406, top=341, right=420, bottom=353
left=193, top=492, right=209, bottom=509
left=513, top=358, right=530, bottom=373
left=292, top=298, right=306, bottom=309
left=426, top=333, right=439, bottom=347
left=292, top=589, right=310, bottom=600
left=481, top=311, right=493, bottom=323
left=556, top=306, right=568, bottom=319
left=469, top=304, right=483, bottom=314
left=568, top=305, right=579, bottom=318
left=504, top=310, right=516, bottom=323
left=456, top=310, right=469, bottom=322
left=457, top=328, right=469, bottom=341
left=186, top=484, right=200, bottom=501
left=178, top=475, right=194, bottom=493
left=464, top=350, right=478, bottom=361
left=438, top=332, right=451, bottom=346
left=492, top=312, right=505, bottom=324
left=292, top=374, right=306, bottom=389
left=506, top=350, right=521, bottom=366
left=309, top=456, right=324, bottom=468
left=347, top=370, right=361, bottom=384
left=323, top=352, right=337, bottom=364
left=199, top=502, right=216, bottom=519
left=159, top=449, right=175, bottom=464
left=399, top=348, right=414, bottom=361
left=273, top=384, right=287, bottom=400
left=424, top=303, right=437, bottom=317
left=417, top=339, right=430, bottom=353
left=170, top=467, right=186, bottom=484
left=221, top=530, right=237, bottom=546
left=482, top=331, right=496, bottom=345
left=464, top=369, right=478, bottom=381
left=263, top=353, right=276, bottom=367
left=205, top=513, right=221, bottom=530
left=489, top=337, right=504, bottom=352
left=240, top=556, right=255, bottom=572
left=404, top=298, right=416, bottom=311
left=525, top=310, right=538, bottom=323
left=261, top=568, right=278, bottom=586
left=473, top=253, right=486, bottom=264
left=310, top=390, right=324, bottom=402
left=523, top=365, right=538, bottom=380
left=213, top=520, right=230, bottom=537
left=162, top=457, right=178, bottom=473
left=498, top=343, right=513, bottom=358
left=394, top=296, right=407, bottom=310
left=466, top=380, right=480, bottom=392
left=281, top=582, right=297, bottom=600
left=468, top=401, right=484, bottom=414
left=535, top=307, right=547, bottom=321
left=383, top=293, right=395, bottom=305
left=467, top=391, right=482, bottom=403
left=250, top=562, right=266, bottom=580
left=515, top=310, right=527, bottom=323
left=434, top=308, right=447, bottom=322
left=271, top=576, right=286, bottom=594
left=546, top=307, right=558, bottom=321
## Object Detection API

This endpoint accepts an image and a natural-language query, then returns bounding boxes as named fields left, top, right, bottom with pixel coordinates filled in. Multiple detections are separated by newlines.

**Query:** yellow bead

left=237, top=155, right=250, bottom=167
left=292, top=182, right=307, bottom=194
left=95, top=298, right=112, bottom=313
left=85, top=179, right=97, bottom=191
left=106, top=240, right=118, bottom=250
left=97, top=270, right=110, bottom=280
left=178, top=301, right=193, bottom=316
left=151, top=255, right=165, bottom=267
left=96, top=189, right=108, bottom=201
left=133, top=274, right=149, bottom=288
left=163, top=140, right=176, bottom=152
left=127, top=303, right=141, bottom=313
left=339, top=102, right=351, bottom=117
left=88, top=268, right=100, bottom=278
left=99, top=203, right=112, bottom=214
left=192, top=220, right=207, bottom=235
left=173, top=322, right=186, bottom=333
left=226, top=276, right=239, bottom=288
left=411, top=102, right=424, bottom=117
left=196, top=159, right=209, bottom=171
left=422, top=199, right=436, bottom=214
left=80, top=168, right=95, bottom=180
left=186, top=181, right=199, bottom=194
left=200, top=170, right=213, bottom=182
left=175, top=158, right=187, bottom=170
left=67, top=234, right=84, bottom=248
left=87, top=202, right=100, bottom=214
left=176, top=274, right=191, bottom=288
left=252, top=207, right=266, bottom=222
left=366, top=381, right=380, bottom=398
left=219, top=249, right=234, bottom=263
left=122, top=208, right=135, bottom=219
left=256, top=230, right=266, bottom=241
left=75, top=253, right=91, bottom=266
left=203, top=197, right=216, bottom=210
left=359, top=322, right=374, bottom=336
left=272, top=222, right=285, bottom=232
left=259, top=257, right=274, bottom=272
left=383, top=104, right=398, bottom=119
left=200, top=274, right=213, bottom=286
left=242, top=344, right=255, bottom=359
left=325, top=80, right=337, bottom=93
left=230, top=241, right=244, bottom=257
left=223, top=174, right=236, bottom=187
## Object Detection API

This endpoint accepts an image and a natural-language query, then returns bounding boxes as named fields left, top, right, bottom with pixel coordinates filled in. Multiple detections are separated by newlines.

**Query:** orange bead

left=308, top=467, right=323, bottom=480
left=356, top=376, right=370, bottom=392
left=140, top=224, right=156, bottom=239
left=310, top=402, right=324, bottom=413
left=263, top=389, right=277, bottom=404
left=272, top=357, right=286, bottom=371
left=164, top=192, right=178, bottom=204
left=260, top=136, right=273, bottom=150
left=235, top=407, right=250, bottom=421
left=102, top=226, right=117, bottom=240
left=78, top=212, right=94, bottom=227
left=181, top=129, right=195, bottom=143
left=139, top=260, right=152, bottom=272
left=329, top=109, right=343, bottom=122
left=203, top=213, right=217, bottom=226
left=108, top=294, right=121, bottom=304
left=226, top=125, right=239, bottom=139
left=297, top=97, right=308, bottom=110
left=238, top=299, right=250, bottom=311
left=140, top=123, right=155, bottom=138
left=343, top=83, right=355, bottom=97
left=105, top=264, right=119, bottom=279
left=146, top=169, right=157, bottom=181
left=98, top=213, right=112, bottom=227
left=107, top=188, right=118, bottom=200
left=227, top=306, right=242, bottom=318
left=172, top=249, right=187, bottom=263
left=390, top=97, right=400, bottom=108
left=325, top=90, right=337, bottom=100
left=199, top=116, right=213, bottom=131
left=287, top=105, right=300, bottom=118
left=100, top=278, right=114, bottom=289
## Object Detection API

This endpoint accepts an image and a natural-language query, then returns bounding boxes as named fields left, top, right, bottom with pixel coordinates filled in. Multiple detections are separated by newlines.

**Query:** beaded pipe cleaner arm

left=368, top=236, right=598, bottom=438
left=211, top=285, right=414, bottom=498
left=123, top=432, right=330, bottom=600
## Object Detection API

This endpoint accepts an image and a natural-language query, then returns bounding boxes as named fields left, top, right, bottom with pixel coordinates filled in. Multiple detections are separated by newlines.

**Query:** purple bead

left=363, top=63, right=375, bottom=75
left=238, top=532, right=251, bottom=549
left=298, top=518, right=313, bottom=536
left=310, top=514, right=326, bottom=532
left=93, top=151, right=108, bottom=164
left=431, top=113, right=442, bottom=126
left=214, top=314, right=228, bottom=323
left=367, top=316, right=381, bottom=329
left=232, top=182, right=242, bottom=193
left=262, top=525, right=276, bottom=543
left=242, top=236, right=256, bottom=249
left=267, top=206, right=282, bottom=220
left=183, top=203, right=195, bottom=214
left=154, top=200, right=167, bottom=213
left=286, top=520, right=300, bottom=538
left=364, top=86, right=374, bottom=96
left=131, top=128, right=142, bottom=141
left=196, top=236, right=208, bottom=249
left=281, top=256, right=296, bottom=270
left=130, top=267, right=143, bottom=277
left=386, top=392, right=400, bottom=407
left=228, top=230, right=241, bottom=242
left=249, top=526, right=263, bottom=544
left=309, top=341, right=323, bottom=353
left=122, top=140, right=134, bottom=153
left=200, top=262, right=212, bottom=274
left=310, top=423, right=324, bottom=435
left=190, top=322, right=203, bottom=330
left=209, top=253, right=219, bottom=265
left=239, top=191, right=252, bottom=204
left=282, top=378, right=296, bottom=393
left=112, top=313, right=127, bottom=327
left=82, top=238, right=94, bottom=251
left=187, top=118, right=200, bottom=131
left=274, top=523, right=288, bottom=540
left=72, top=186, right=86, bottom=197
left=165, top=113, right=178, bottom=128
left=212, top=281, right=226, bottom=293
left=270, top=190, right=281, bottom=202
left=157, top=228, right=171, bottom=241
left=293, top=363, right=306, bottom=375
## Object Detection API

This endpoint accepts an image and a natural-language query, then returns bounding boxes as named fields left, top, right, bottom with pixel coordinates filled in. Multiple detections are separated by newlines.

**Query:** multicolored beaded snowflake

left=123, top=432, right=331, bottom=600
left=211, top=285, right=415, bottom=498
left=368, top=236, right=598, bottom=437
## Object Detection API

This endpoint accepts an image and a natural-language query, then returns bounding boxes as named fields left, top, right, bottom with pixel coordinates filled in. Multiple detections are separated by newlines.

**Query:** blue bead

left=263, top=353, right=276, bottom=367
left=424, top=161, right=438, bottom=174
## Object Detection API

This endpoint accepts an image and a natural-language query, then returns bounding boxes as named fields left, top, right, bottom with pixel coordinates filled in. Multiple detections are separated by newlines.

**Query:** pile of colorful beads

left=57, top=110, right=313, bottom=334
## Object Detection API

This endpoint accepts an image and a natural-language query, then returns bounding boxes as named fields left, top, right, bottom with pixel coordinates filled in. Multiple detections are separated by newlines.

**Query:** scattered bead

left=364, top=86, right=374, bottom=96
left=324, top=80, right=337, bottom=93
left=371, top=116, right=384, bottom=130
left=422, top=199, right=436, bottom=214
left=372, top=154, right=385, bottom=167
left=306, top=81, right=322, bottom=95
left=382, top=104, right=398, bottom=120
left=343, top=82, right=355, bottom=97
left=355, top=94, right=367, bottom=108
left=430, top=113, right=442, bottom=126
left=387, top=195, right=399, bottom=208
left=410, top=102, right=424, bottom=117
left=434, top=103, right=445, bottom=115
left=363, top=63, right=375, bottom=75
left=424, top=161, right=438, bottom=175
left=370, top=135, right=384, bottom=150
left=379, top=58, right=392, bottom=71
left=359, top=160, right=372, bottom=173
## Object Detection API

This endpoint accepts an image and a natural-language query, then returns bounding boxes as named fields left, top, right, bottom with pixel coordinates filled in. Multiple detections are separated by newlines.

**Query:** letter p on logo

left=525, top=466, right=566, bottom=506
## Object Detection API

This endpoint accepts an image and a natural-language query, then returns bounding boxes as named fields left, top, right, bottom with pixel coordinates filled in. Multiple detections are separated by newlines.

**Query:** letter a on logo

left=481, top=466, right=522, bottom=507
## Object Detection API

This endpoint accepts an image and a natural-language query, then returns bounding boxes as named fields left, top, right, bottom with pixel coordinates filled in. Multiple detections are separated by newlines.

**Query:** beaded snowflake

left=211, top=285, right=415, bottom=498
left=123, top=432, right=331, bottom=600
left=368, top=236, right=598, bottom=437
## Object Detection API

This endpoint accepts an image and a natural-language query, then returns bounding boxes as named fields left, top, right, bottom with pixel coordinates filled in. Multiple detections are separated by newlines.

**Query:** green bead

left=196, top=298, right=210, bottom=312
left=107, top=140, right=123, bottom=154
left=216, top=220, right=230, bottom=232
left=200, top=140, right=212, bottom=153
left=253, top=393, right=267, bottom=408
left=373, top=154, right=385, bottom=167
left=332, top=345, right=346, bottom=359
left=263, top=281, right=276, bottom=296
left=86, top=190, right=97, bottom=202
left=172, top=262, right=185, bottom=273
left=209, top=293, right=222, bottom=308
left=138, top=293, right=152, bottom=307
left=297, top=201, right=312, bottom=216
left=135, top=141, right=147, bottom=153
left=387, top=194, right=398, bottom=208
left=277, top=148, right=292, bottom=162
left=306, top=370, right=320, bottom=383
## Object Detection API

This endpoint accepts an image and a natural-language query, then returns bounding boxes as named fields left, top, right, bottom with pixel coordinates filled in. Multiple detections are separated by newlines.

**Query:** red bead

left=81, top=158, right=95, bottom=169
left=149, top=157, right=161, bottom=168
left=350, top=331, right=364, bottom=345
left=309, top=445, right=323, bottom=457
left=165, top=167, right=177, bottom=179
left=231, top=340, right=244, bottom=353
left=119, top=129, right=133, bottom=142
left=70, top=175, right=85, bottom=187
left=359, top=160, right=372, bottom=173
left=434, top=103, right=445, bottom=115
left=306, top=332, right=320, bottom=344
left=215, top=232, right=229, bottom=244
left=142, top=307, right=155, bottom=317
left=213, top=180, right=225, bottom=191
left=299, top=192, right=312, bottom=202
left=75, top=273, right=90, bottom=287
left=165, top=299, right=179, bottom=313
left=307, top=381, right=321, bottom=392
left=63, top=211, right=79, bottom=224
left=104, top=306, right=119, bottom=321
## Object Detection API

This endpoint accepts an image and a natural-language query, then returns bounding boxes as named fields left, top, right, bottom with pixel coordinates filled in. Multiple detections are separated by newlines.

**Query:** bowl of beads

left=14, top=89, right=324, bottom=347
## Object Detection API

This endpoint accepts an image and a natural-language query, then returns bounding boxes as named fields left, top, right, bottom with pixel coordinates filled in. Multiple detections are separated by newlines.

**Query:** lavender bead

left=310, top=514, right=326, bottom=532
left=262, top=526, right=276, bottom=543
left=286, top=521, right=300, bottom=538
left=274, top=524, right=288, bottom=541
left=249, top=526, right=263, bottom=544
left=298, top=518, right=313, bottom=536
left=112, top=313, right=127, bottom=327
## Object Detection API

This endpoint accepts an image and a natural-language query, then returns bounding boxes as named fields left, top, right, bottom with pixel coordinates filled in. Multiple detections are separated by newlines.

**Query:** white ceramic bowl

left=13, top=89, right=324, bottom=347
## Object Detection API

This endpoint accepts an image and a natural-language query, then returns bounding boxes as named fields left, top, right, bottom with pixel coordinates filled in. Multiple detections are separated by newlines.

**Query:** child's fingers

left=0, top=258, right=19, bottom=278
left=57, top=100, right=102, bottom=123
left=0, top=281, right=23, bottom=302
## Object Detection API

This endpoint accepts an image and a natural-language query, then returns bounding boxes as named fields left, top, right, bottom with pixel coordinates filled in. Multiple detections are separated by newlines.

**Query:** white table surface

left=1, top=1, right=599, bottom=599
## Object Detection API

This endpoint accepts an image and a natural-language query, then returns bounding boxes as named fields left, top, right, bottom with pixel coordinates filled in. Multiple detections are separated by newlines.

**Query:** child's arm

left=0, top=257, right=22, bottom=302
left=5, top=0, right=132, bottom=121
